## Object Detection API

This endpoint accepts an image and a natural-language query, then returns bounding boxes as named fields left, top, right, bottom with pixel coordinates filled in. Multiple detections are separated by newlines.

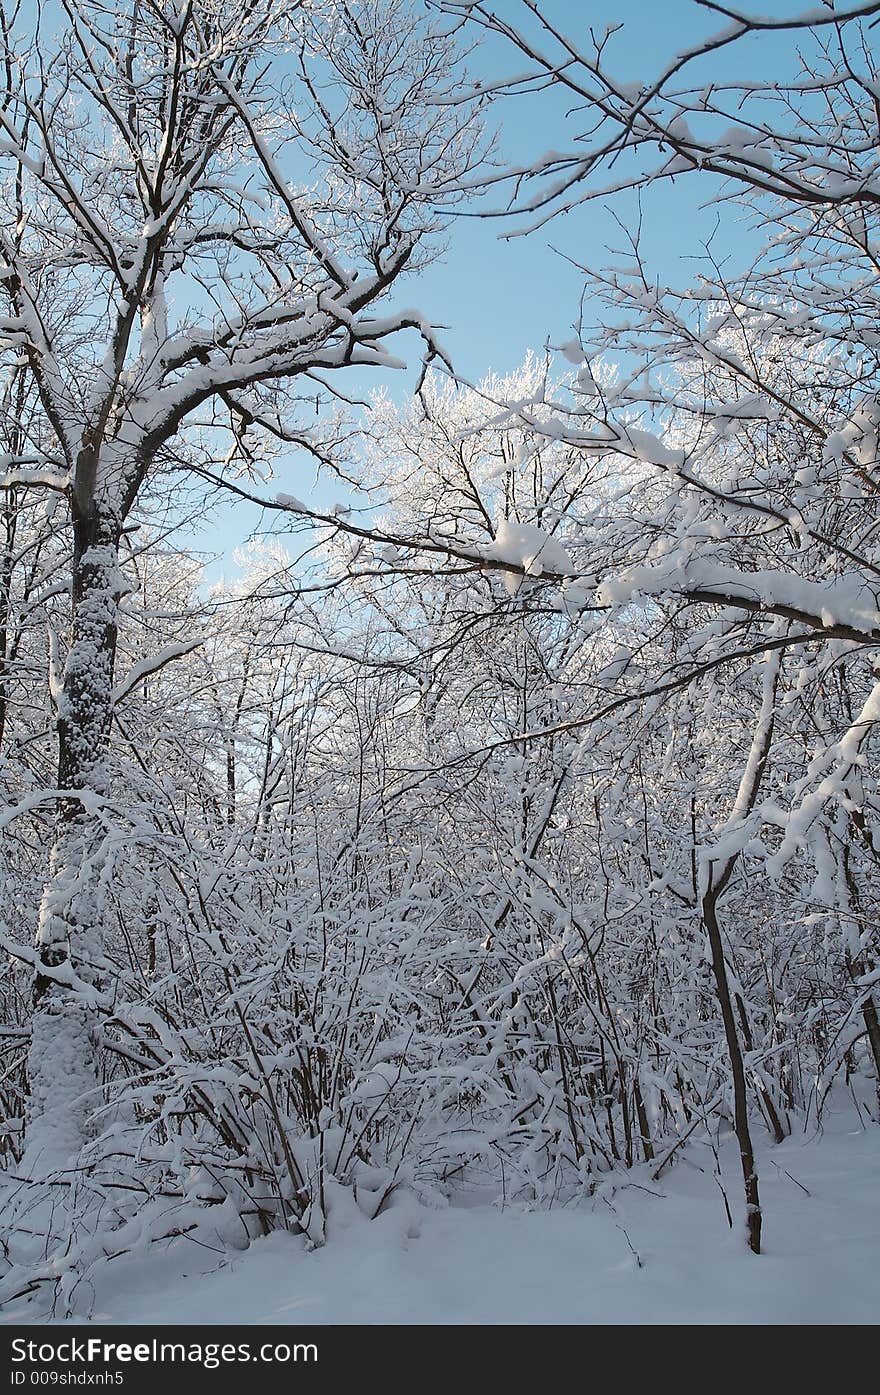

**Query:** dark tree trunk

left=58, top=507, right=122, bottom=790
left=0, top=493, right=14, bottom=758
left=26, top=502, right=121, bottom=1172
left=703, top=881, right=762, bottom=1254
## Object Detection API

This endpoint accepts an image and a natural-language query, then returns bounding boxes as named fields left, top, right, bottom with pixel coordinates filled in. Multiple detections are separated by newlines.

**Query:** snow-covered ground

left=7, top=1108, right=877, bottom=1326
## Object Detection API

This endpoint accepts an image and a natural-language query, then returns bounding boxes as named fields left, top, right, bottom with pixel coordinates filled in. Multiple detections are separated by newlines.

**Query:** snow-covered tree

left=0, top=0, right=482, bottom=1183
left=439, top=0, right=880, bottom=1253
left=2, top=0, right=879, bottom=1316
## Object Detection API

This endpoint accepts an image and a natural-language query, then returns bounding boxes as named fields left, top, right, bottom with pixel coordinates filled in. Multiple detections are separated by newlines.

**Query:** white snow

left=7, top=1114, right=876, bottom=1326
left=596, top=559, right=880, bottom=639
left=484, top=519, right=574, bottom=594
left=559, top=338, right=586, bottom=365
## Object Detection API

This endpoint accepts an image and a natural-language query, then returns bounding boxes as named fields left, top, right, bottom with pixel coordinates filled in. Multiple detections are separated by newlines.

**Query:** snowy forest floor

left=4, top=1103, right=878, bottom=1325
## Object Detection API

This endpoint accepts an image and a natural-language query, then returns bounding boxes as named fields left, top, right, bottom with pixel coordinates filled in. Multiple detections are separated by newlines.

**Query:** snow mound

left=7, top=1112, right=876, bottom=1326
left=484, top=519, right=573, bottom=596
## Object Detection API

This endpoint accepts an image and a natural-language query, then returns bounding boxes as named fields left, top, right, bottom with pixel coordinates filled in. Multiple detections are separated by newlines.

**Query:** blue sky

left=186, top=0, right=796, bottom=575
left=410, top=0, right=761, bottom=382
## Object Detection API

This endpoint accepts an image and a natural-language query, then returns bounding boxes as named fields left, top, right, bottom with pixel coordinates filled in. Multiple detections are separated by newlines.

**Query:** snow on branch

left=111, top=639, right=205, bottom=706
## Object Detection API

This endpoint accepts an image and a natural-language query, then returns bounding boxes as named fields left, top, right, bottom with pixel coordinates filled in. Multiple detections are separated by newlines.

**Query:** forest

left=0, top=0, right=879, bottom=1323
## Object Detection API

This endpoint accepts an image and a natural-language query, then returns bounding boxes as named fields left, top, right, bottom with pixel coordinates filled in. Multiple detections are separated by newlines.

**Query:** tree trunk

left=702, top=881, right=762, bottom=1254
left=25, top=504, right=121, bottom=1173
left=0, top=492, right=14, bottom=758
